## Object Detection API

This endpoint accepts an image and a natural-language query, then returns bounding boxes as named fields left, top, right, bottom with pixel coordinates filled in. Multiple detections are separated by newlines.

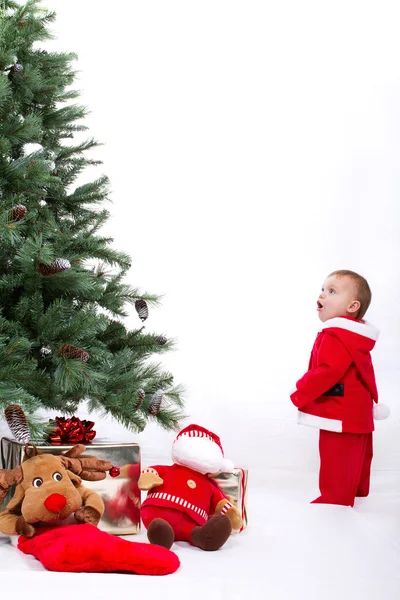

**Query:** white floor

left=1, top=468, right=399, bottom=600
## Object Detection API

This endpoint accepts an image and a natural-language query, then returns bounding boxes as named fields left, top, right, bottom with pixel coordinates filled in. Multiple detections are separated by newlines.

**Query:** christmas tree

left=0, top=0, right=184, bottom=439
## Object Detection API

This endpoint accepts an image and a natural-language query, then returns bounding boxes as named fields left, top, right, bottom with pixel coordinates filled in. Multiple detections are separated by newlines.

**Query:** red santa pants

left=312, top=430, right=373, bottom=507
left=141, top=505, right=200, bottom=542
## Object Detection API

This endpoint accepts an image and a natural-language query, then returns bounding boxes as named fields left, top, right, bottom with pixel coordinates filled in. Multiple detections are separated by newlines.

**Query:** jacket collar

left=321, top=317, right=379, bottom=341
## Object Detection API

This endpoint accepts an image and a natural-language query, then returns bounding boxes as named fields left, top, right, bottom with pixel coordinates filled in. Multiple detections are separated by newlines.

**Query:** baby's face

left=316, top=275, right=359, bottom=322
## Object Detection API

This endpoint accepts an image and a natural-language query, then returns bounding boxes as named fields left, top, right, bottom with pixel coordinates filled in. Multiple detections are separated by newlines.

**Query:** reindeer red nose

left=44, top=493, right=67, bottom=513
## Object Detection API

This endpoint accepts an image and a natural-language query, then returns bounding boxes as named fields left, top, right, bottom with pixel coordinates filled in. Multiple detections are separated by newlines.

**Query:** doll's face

left=317, top=275, right=360, bottom=322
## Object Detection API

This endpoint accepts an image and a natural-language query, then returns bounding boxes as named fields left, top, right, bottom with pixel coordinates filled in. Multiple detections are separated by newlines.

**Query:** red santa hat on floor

left=172, top=424, right=234, bottom=475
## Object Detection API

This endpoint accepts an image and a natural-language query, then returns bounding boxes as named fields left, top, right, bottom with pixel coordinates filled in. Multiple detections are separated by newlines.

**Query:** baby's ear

left=67, top=470, right=82, bottom=488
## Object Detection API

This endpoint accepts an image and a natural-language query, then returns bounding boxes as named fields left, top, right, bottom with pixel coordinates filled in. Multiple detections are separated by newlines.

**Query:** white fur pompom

left=373, top=403, right=390, bottom=420
left=222, top=459, right=234, bottom=473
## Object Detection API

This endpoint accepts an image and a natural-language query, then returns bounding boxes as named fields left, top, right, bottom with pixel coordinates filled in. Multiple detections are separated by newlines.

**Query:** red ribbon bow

left=49, top=416, right=96, bottom=445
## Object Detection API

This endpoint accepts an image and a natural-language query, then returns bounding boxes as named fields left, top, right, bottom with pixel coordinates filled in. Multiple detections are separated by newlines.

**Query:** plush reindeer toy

left=0, top=444, right=109, bottom=537
left=0, top=444, right=180, bottom=575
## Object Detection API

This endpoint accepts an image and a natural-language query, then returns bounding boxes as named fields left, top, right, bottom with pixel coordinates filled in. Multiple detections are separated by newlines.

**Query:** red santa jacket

left=290, top=317, right=379, bottom=433
left=141, top=464, right=231, bottom=526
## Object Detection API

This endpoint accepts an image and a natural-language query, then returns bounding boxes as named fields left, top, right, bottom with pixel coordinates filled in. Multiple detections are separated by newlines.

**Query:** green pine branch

left=0, top=0, right=185, bottom=438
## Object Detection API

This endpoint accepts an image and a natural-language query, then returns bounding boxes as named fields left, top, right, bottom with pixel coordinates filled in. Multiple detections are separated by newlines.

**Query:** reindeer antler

left=0, top=466, right=23, bottom=501
left=58, top=445, right=113, bottom=481
left=24, top=443, right=39, bottom=459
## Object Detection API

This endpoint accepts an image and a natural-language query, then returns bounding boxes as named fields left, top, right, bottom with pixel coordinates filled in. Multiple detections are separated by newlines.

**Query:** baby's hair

left=328, top=270, right=371, bottom=319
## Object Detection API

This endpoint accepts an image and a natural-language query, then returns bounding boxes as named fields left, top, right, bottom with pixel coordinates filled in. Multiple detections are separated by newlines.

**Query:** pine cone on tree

left=135, top=299, right=149, bottom=322
left=10, top=145, right=23, bottom=160
left=148, top=390, right=163, bottom=415
left=8, top=63, right=23, bottom=81
left=11, top=204, right=27, bottom=221
left=4, top=404, right=31, bottom=444
left=156, top=335, right=168, bottom=345
left=135, top=389, right=145, bottom=410
left=38, top=258, right=71, bottom=276
left=57, top=344, right=89, bottom=362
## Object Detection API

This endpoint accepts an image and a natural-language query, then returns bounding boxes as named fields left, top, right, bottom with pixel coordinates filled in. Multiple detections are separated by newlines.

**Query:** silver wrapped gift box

left=211, top=468, right=248, bottom=533
left=0, top=437, right=141, bottom=536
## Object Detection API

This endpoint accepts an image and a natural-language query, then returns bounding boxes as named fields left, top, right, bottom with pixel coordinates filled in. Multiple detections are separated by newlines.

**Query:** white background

left=1, top=3, right=400, bottom=598
left=4, top=0, right=400, bottom=480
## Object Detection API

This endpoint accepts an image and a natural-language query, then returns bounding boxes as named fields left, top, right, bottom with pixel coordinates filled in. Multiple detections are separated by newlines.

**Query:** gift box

left=211, top=468, right=248, bottom=533
left=0, top=437, right=141, bottom=536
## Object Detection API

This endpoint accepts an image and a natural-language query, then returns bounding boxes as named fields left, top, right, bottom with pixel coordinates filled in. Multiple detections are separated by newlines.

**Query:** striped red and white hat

left=174, top=424, right=225, bottom=454
left=172, top=424, right=234, bottom=474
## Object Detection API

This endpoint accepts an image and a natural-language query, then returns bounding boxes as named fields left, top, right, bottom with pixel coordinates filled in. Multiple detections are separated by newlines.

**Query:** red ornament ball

left=109, top=466, right=120, bottom=478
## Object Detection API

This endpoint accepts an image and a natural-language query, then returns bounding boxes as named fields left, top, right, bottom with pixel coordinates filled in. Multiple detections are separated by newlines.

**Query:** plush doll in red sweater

left=137, top=424, right=242, bottom=551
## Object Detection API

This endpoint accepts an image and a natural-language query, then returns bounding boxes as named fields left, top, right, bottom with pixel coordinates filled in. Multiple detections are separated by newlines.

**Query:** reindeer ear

left=3, top=483, right=25, bottom=514
left=67, top=470, right=82, bottom=488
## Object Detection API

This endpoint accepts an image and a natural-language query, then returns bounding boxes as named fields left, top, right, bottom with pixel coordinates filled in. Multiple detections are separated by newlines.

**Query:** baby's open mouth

left=317, top=301, right=323, bottom=309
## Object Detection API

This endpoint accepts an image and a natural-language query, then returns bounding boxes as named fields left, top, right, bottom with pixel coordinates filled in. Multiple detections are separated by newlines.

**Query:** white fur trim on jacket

left=297, top=411, right=343, bottom=432
left=321, top=318, right=379, bottom=341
